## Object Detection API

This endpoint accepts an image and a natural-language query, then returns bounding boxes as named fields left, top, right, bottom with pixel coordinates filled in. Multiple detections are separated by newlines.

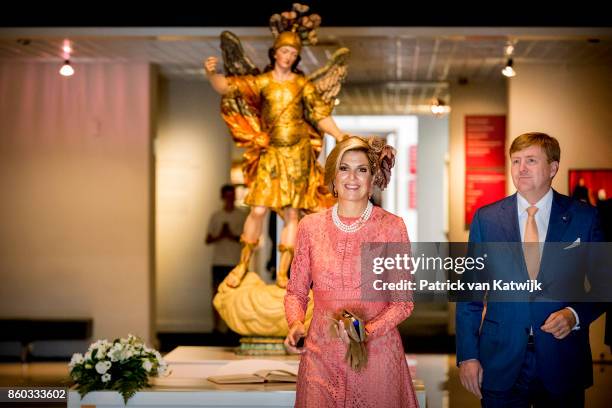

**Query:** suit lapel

left=499, top=194, right=528, bottom=280
left=544, top=190, right=571, bottom=243
left=539, top=191, right=572, bottom=281
left=499, top=194, right=521, bottom=243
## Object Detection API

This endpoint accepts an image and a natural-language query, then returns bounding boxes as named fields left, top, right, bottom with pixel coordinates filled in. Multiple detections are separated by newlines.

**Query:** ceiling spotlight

left=59, top=39, right=74, bottom=77
left=430, top=98, right=450, bottom=116
left=501, top=58, right=516, bottom=78
left=62, top=42, right=72, bottom=55
left=59, top=60, right=74, bottom=77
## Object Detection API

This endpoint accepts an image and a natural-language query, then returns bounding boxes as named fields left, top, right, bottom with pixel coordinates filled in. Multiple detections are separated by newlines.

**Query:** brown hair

left=509, top=132, right=560, bottom=163
left=324, top=136, right=396, bottom=194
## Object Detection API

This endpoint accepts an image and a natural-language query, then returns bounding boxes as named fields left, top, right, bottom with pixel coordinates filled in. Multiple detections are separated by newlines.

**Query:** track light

left=60, top=60, right=74, bottom=77
left=430, top=98, right=450, bottom=116
left=59, top=39, right=75, bottom=77
left=502, top=58, right=516, bottom=78
left=62, top=41, right=72, bottom=55
left=502, top=40, right=517, bottom=78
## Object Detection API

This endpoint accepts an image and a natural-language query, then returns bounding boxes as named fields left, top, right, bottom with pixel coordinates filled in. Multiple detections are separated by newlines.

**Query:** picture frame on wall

left=568, top=169, right=612, bottom=206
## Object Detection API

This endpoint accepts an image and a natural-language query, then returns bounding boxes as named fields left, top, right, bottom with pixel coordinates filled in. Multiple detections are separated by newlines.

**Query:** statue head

left=273, top=31, right=302, bottom=54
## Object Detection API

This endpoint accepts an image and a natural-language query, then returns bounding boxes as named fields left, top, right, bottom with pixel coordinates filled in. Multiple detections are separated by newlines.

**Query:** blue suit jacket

left=456, top=190, right=605, bottom=393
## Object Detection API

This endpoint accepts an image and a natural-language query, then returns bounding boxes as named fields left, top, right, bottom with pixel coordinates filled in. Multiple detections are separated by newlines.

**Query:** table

left=68, top=346, right=426, bottom=407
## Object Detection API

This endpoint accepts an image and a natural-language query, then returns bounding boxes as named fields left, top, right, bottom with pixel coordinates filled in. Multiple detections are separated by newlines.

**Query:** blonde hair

left=324, top=136, right=396, bottom=194
left=509, top=132, right=560, bottom=163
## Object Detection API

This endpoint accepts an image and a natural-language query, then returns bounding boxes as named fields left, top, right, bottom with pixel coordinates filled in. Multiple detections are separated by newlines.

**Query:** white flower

left=92, top=339, right=108, bottom=349
left=95, top=361, right=112, bottom=375
left=74, top=335, right=167, bottom=386
left=142, top=360, right=153, bottom=372
left=69, top=353, right=84, bottom=369
left=107, top=343, right=136, bottom=362
left=107, top=345, right=123, bottom=362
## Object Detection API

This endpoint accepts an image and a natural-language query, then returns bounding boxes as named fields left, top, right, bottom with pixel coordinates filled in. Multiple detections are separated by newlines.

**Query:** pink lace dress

left=284, top=206, right=418, bottom=408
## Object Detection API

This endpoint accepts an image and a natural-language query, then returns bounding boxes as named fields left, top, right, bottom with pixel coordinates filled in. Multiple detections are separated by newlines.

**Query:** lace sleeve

left=284, top=219, right=312, bottom=328
left=364, top=218, right=414, bottom=340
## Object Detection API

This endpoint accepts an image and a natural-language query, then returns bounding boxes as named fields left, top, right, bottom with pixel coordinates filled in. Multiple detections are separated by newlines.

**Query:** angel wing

left=220, top=31, right=260, bottom=76
left=218, top=31, right=263, bottom=186
left=306, top=47, right=350, bottom=104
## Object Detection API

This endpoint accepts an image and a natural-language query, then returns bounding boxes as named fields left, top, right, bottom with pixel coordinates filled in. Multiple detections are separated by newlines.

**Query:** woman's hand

left=204, top=56, right=218, bottom=76
left=284, top=322, right=306, bottom=354
left=336, top=320, right=351, bottom=345
left=326, top=316, right=351, bottom=345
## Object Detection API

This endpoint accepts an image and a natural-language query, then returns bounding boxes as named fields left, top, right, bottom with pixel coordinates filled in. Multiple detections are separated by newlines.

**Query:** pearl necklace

left=332, top=201, right=373, bottom=233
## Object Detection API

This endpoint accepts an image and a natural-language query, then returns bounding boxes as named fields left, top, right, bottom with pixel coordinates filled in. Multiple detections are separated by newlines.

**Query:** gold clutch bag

left=328, top=309, right=368, bottom=371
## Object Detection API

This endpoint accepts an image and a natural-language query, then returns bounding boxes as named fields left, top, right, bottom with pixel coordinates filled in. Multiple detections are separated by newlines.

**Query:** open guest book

left=207, top=359, right=298, bottom=384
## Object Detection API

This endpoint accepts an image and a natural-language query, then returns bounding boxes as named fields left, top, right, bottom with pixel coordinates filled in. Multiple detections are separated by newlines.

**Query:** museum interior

left=0, top=2, right=611, bottom=407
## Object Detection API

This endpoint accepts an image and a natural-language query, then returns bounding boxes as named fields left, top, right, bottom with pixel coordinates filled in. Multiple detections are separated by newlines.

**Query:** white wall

left=417, top=115, right=449, bottom=242
left=0, top=62, right=155, bottom=343
left=507, top=63, right=612, bottom=195
left=155, top=78, right=232, bottom=332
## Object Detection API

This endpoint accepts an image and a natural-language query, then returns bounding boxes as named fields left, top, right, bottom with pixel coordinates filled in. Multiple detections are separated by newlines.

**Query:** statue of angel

left=204, top=3, right=350, bottom=289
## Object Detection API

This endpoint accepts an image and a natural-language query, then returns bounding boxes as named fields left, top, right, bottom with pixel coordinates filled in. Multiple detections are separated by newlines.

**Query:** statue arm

left=317, top=116, right=345, bottom=143
left=207, top=72, right=230, bottom=95
left=204, top=56, right=230, bottom=95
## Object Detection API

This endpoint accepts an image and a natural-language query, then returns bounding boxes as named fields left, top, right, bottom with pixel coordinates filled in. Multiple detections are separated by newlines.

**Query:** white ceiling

left=1, top=27, right=610, bottom=114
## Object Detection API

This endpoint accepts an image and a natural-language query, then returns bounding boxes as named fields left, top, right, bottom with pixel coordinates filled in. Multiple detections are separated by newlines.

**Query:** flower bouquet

left=69, top=334, right=168, bottom=404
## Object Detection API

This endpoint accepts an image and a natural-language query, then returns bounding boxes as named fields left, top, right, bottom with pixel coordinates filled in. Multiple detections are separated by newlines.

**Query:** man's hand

left=541, top=308, right=576, bottom=339
left=459, top=360, right=483, bottom=399
left=219, top=223, right=231, bottom=238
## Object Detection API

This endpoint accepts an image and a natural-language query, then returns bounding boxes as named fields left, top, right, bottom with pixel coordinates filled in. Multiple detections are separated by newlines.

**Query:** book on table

left=206, top=359, right=298, bottom=384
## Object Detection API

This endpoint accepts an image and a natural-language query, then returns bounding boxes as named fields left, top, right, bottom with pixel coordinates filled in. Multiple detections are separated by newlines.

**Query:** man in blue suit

left=456, top=132, right=605, bottom=407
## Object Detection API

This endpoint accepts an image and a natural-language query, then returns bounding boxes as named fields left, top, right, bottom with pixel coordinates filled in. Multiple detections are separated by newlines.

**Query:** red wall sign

left=409, top=145, right=417, bottom=175
left=465, top=115, right=506, bottom=228
left=408, top=145, right=417, bottom=209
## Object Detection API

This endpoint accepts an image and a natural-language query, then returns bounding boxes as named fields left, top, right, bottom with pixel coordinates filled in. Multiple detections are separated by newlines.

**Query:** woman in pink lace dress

left=284, top=136, right=418, bottom=407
